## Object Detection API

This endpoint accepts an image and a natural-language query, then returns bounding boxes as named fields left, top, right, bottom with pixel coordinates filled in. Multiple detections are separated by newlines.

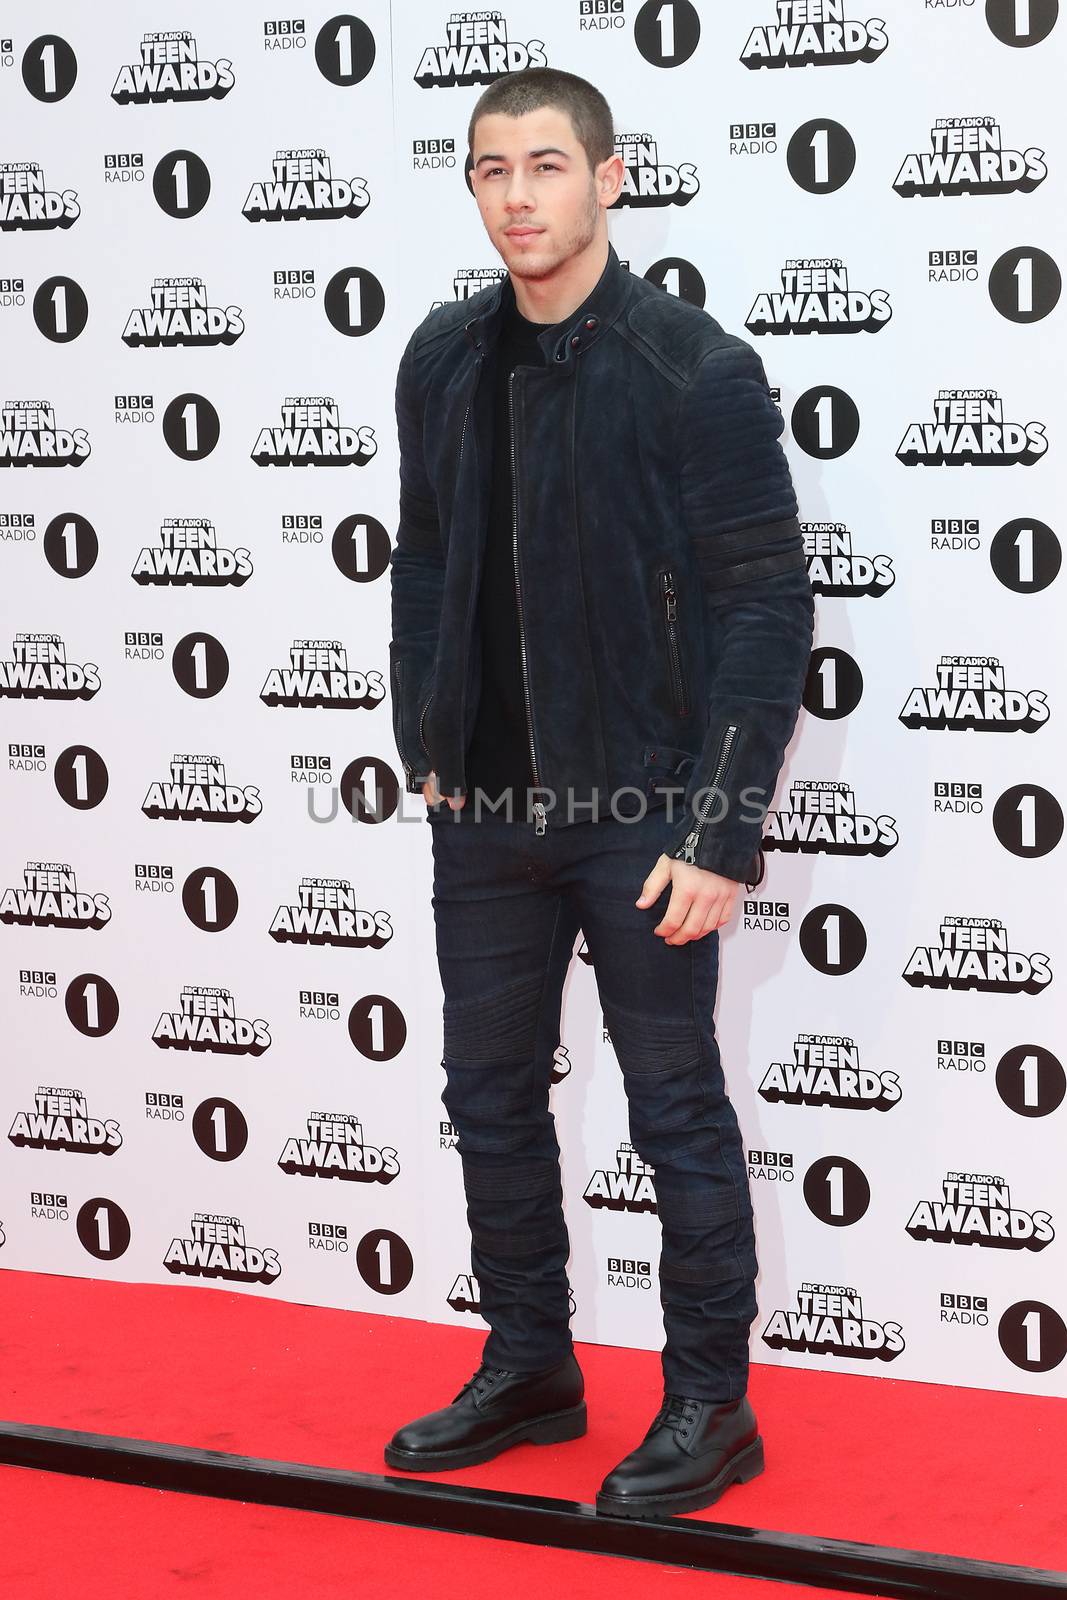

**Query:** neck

left=510, top=231, right=609, bottom=325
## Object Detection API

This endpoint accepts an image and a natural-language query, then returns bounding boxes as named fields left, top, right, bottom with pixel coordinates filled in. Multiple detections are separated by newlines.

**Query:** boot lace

left=655, top=1393, right=701, bottom=1439
left=452, top=1362, right=512, bottom=1405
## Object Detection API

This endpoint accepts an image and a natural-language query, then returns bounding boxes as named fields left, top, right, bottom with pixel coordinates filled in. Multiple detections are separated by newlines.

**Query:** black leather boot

left=384, top=1352, right=586, bottom=1471
left=596, top=1393, right=764, bottom=1517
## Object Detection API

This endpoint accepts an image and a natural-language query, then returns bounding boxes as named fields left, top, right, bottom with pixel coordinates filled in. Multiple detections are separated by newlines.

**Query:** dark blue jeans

left=426, top=796, right=759, bottom=1403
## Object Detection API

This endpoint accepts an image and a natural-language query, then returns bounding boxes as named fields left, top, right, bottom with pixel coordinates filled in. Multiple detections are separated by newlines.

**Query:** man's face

left=470, top=106, right=609, bottom=281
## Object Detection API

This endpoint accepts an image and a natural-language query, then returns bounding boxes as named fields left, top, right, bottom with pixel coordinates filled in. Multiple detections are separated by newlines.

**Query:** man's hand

left=422, top=770, right=465, bottom=810
left=637, top=853, right=739, bottom=943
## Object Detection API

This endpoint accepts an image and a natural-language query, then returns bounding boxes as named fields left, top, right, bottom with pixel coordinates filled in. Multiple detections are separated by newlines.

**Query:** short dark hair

left=467, top=67, right=615, bottom=174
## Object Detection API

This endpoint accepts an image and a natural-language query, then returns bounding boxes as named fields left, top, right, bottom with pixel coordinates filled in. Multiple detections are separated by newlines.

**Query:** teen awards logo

left=0, top=400, right=90, bottom=466
left=242, top=149, right=369, bottom=221
left=132, top=519, right=253, bottom=586
left=899, top=657, right=1048, bottom=732
left=0, top=162, right=80, bottom=231
left=251, top=397, right=377, bottom=466
left=278, top=1113, right=400, bottom=1183
left=0, top=863, right=111, bottom=931
left=430, top=265, right=506, bottom=310
left=447, top=1271, right=482, bottom=1312
left=142, top=754, right=262, bottom=823
left=758, top=1034, right=901, bottom=1110
left=746, top=259, right=891, bottom=334
left=761, top=1283, right=905, bottom=1360
left=111, top=31, right=235, bottom=104
left=164, top=1213, right=281, bottom=1283
left=260, top=640, right=386, bottom=710
left=764, top=780, right=898, bottom=858
left=805, top=523, right=894, bottom=597
left=612, top=132, right=698, bottom=208
left=906, top=1173, right=1054, bottom=1251
left=269, top=877, right=393, bottom=949
left=414, top=13, right=547, bottom=86
left=742, top=3, right=888, bottom=67
left=122, top=278, right=245, bottom=349
left=896, top=390, right=1047, bottom=465
left=903, top=916, right=1052, bottom=995
left=893, top=117, right=1046, bottom=198
left=8, top=1087, right=122, bottom=1154
left=152, top=984, right=272, bottom=1054
left=583, top=1142, right=657, bottom=1213
left=0, top=634, right=100, bottom=700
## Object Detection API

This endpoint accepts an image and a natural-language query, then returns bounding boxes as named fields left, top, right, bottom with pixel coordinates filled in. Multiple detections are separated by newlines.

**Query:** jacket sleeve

left=663, top=339, right=815, bottom=885
left=388, top=328, right=446, bottom=795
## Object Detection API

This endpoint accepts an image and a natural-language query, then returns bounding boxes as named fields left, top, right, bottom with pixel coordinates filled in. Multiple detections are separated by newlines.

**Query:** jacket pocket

left=658, top=568, right=690, bottom=718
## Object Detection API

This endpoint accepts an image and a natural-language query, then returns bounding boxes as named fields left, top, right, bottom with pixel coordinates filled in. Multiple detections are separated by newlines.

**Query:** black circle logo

left=153, top=150, right=211, bottom=217
left=799, top=902, right=867, bottom=974
left=356, top=1228, right=413, bottom=1294
left=803, top=1155, right=871, bottom=1225
left=192, top=1097, right=249, bottom=1162
left=33, top=275, right=88, bottom=342
left=995, top=1044, right=1066, bottom=1118
left=64, top=972, right=120, bottom=1037
left=54, top=745, right=108, bottom=809
left=182, top=866, right=240, bottom=932
left=76, top=1197, right=131, bottom=1259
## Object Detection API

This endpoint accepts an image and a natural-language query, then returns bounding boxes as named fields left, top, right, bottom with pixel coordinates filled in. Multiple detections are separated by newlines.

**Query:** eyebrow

left=474, top=147, right=572, bottom=168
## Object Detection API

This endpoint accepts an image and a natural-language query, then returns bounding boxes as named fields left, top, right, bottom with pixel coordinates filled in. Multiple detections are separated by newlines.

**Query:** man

left=385, top=67, right=814, bottom=1518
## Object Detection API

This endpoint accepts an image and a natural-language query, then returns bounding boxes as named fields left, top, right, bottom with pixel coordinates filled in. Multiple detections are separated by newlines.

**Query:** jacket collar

left=463, top=239, right=631, bottom=369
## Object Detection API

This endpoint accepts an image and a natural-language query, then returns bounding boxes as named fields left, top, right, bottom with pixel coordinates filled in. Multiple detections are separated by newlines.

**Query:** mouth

left=505, top=227, right=544, bottom=240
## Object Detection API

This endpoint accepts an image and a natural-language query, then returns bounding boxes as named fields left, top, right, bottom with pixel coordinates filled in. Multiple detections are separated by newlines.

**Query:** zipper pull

left=533, top=801, right=547, bottom=837
left=662, top=571, right=677, bottom=621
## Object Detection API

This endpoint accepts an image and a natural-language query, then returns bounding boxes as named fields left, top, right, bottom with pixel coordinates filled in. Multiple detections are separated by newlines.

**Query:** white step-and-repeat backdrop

left=2, top=3, right=1065, bottom=1397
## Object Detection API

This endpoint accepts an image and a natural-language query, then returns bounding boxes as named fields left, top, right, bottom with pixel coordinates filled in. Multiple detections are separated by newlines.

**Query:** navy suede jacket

left=388, top=241, right=815, bottom=887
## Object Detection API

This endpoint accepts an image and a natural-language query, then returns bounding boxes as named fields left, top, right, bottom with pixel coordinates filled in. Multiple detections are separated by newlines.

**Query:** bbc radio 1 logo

left=764, top=779, right=898, bottom=858
left=759, top=1034, right=901, bottom=1111
left=762, top=1283, right=905, bottom=1362
left=0, top=634, right=99, bottom=699
left=111, top=31, right=235, bottom=104
left=746, top=259, right=892, bottom=336
left=607, top=1256, right=652, bottom=1290
left=152, top=984, right=271, bottom=1055
left=142, top=754, right=262, bottom=824
left=612, top=132, right=698, bottom=209
left=584, top=1142, right=656, bottom=1212
left=414, top=13, right=548, bottom=86
left=278, top=1112, right=400, bottom=1184
left=413, top=136, right=456, bottom=171
left=900, top=657, right=1048, bottom=732
left=0, top=400, right=90, bottom=464
left=243, top=149, right=369, bottom=221
left=122, top=279, right=244, bottom=349
left=165, top=1212, right=281, bottom=1284
left=742, top=3, right=888, bottom=68
left=251, top=397, right=376, bottom=466
left=903, top=915, right=1051, bottom=995
left=9, top=1086, right=122, bottom=1154
left=749, top=1150, right=795, bottom=1182
left=579, top=0, right=625, bottom=34
left=0, top=162, right=80, bottom=231
left=132, top=519, right=252, bottom=586
left=906, top=1172, right=1054, bottom=1251
left=270, top=877, right=393, bottom=949
left=893, top=117, right=1046, bottom=198
left=0, top=862, right=110, bottom=931
left=896, top=392, right=1047, bottom=466
left=261, top=640, right=386, bottom=710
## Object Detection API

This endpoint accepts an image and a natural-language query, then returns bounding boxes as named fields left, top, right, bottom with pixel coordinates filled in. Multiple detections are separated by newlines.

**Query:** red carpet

left=1, top=1267, right=1064, bottom=1592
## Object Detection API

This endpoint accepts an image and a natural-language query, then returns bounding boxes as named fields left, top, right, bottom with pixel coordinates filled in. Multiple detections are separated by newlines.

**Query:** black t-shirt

left=464, top=298, right=566, bottom=808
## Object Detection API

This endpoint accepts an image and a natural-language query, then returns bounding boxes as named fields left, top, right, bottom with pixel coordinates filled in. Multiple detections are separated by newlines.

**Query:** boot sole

left=384, top=1400, right=588, bottom=1472
left=595, top=1434, right=765, bottom=1519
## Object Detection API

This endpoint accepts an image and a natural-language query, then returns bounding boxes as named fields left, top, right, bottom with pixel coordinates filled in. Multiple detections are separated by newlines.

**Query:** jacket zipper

left=509, top=369, right=546, bottom=836
left=677, top=721, right=740, bottom=865
left=659, top=569, right=689, bottom=717
left=418, top=691, right=433, bottom=758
